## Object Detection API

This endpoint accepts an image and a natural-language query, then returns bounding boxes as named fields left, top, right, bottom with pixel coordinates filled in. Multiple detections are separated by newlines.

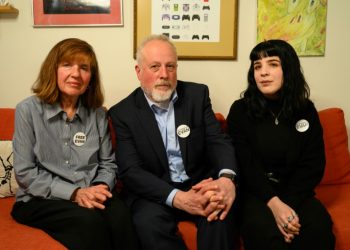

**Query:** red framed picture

left=32, top=0, right=123, bottom=27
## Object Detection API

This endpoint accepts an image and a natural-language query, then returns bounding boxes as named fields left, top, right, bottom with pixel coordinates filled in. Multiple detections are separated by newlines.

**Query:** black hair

left=242, top=39, right=310, bottom=120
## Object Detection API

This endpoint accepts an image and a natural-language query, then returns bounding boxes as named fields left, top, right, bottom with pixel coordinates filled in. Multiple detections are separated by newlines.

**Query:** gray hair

left=136, top=34, right=178, bottom=65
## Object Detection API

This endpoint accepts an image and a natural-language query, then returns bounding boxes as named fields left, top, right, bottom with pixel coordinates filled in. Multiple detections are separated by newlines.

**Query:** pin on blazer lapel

left=174, top=94, right=189, bottom=168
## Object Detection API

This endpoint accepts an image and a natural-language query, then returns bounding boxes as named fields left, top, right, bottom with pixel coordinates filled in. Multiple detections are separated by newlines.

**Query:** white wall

left=1, top=1, right=350, bottom=136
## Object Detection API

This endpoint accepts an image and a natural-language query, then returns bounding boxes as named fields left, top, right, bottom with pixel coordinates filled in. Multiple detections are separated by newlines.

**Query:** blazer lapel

left=135, top=90, right=169, bottom=170
left=174, top=92, right=189, bottom=167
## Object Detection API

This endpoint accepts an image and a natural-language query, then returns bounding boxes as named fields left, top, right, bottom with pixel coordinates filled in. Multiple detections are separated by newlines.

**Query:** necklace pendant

left=269, top=109, right=281, bottom=125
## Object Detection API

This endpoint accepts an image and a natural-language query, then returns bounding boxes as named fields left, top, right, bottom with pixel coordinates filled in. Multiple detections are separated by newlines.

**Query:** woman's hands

left=267, top=196, right=301, bottom=243
left=72, top=184, right=112, bottom=210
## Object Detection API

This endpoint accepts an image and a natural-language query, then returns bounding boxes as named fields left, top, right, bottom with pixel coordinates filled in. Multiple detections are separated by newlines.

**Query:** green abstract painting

left=257, top=0, right=328, bottom=56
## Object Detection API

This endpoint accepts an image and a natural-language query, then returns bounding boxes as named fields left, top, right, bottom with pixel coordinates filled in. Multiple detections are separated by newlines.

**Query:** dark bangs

left=249, top=40, right=282, bottom=62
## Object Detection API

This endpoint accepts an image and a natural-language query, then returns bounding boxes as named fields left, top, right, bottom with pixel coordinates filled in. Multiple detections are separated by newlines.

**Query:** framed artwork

left=32, top=0, right=123, bottom=27
left=134, top=0, right=238, bottom=60
left=257, top=0, right=328, bottom=56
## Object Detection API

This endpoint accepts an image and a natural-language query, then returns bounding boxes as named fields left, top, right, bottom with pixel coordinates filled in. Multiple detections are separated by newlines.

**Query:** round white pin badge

left=295, top=119, right=309, bottom=132
left=73, top=132, right=86, bottom=146
left=177, top=124, right=190, bottom=138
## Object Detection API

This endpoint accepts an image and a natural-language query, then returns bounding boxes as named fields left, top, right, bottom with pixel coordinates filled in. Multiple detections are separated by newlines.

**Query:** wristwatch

left=219, top=173, right=236, bottom=183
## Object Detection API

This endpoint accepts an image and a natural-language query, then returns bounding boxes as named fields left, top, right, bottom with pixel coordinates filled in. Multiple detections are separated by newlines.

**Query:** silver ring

left=283, top=223, right=288, bottom=229
left=287, top=215, right=294, bottom=222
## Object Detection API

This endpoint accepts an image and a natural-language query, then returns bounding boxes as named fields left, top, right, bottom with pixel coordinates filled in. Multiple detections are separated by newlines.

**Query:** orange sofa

left=1, top=107, right=350, bottom=250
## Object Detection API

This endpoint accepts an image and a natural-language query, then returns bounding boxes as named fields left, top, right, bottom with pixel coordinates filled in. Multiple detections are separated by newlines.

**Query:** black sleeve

left=201, top=86, right=238, bottom=175
left=282, top=104, right=326, bottom=208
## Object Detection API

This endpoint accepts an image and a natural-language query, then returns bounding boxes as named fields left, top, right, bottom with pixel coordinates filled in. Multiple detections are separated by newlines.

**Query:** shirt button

left=65, top=142, right=68, bottom=146
left=65, top=161, right=69, bottom=164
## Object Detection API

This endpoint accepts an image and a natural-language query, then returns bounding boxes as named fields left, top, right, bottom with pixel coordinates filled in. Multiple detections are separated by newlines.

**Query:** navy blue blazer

left=108, top=81, right=237, bottom=204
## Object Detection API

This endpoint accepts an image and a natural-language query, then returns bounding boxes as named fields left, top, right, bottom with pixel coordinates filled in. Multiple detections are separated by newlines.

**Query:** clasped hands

left=173, top=177, right=236, bottom=222
left=267, top=196, right=301, bottom=243
left=72, top=184, right=112, bottom=210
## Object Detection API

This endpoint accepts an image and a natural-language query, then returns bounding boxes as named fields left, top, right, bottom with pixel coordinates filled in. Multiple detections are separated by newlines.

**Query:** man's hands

left=172, top=177, right=236, bottom=222
left=193, top=177, right=236, bottom=221
left=72, top=184, right=112, bottom=210
left=267, top=196, right=301, bottom=243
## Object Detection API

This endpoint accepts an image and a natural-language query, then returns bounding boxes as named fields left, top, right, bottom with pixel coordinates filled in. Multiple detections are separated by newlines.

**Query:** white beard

left=151, top=88, right=173, bottom=103
left=142, top=80, right=176, bottom=107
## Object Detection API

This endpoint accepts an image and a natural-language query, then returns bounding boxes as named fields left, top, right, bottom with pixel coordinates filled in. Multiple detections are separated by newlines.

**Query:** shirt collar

left=144, top=90, right=178, bottom=113
left=44, top=98, right=87, bottom=123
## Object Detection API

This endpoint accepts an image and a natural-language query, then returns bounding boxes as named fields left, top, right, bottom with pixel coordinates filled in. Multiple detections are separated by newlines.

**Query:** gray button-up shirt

left=13, top=96, right=117, bottom=202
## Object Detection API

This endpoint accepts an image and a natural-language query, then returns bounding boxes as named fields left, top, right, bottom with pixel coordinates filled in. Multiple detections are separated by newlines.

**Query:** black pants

left=11, top=193, right=140, bottom=250
left=240, top=193, right=335, bottom=250
left=130, top=197, right=239, bottom=250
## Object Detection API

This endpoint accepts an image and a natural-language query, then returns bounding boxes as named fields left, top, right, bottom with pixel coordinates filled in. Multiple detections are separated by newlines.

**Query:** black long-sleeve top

left=227, top=99, right=325, bottom=208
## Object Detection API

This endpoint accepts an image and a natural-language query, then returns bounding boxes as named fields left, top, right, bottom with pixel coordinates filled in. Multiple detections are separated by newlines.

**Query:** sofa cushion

left=0, top=197, right=66, bottom=250
left=0, top=108, right=15, bottom=141
left=316, top=183, right=350, bottom=250
left=318, top=108, right=350, bottom=184
left=0, top=140, right=18, bottom=197
left=0, top=109, right=18, bottom=197
left=178, top=221, right=197, bottom=250
left=215, top=112, right=228, bottom=132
